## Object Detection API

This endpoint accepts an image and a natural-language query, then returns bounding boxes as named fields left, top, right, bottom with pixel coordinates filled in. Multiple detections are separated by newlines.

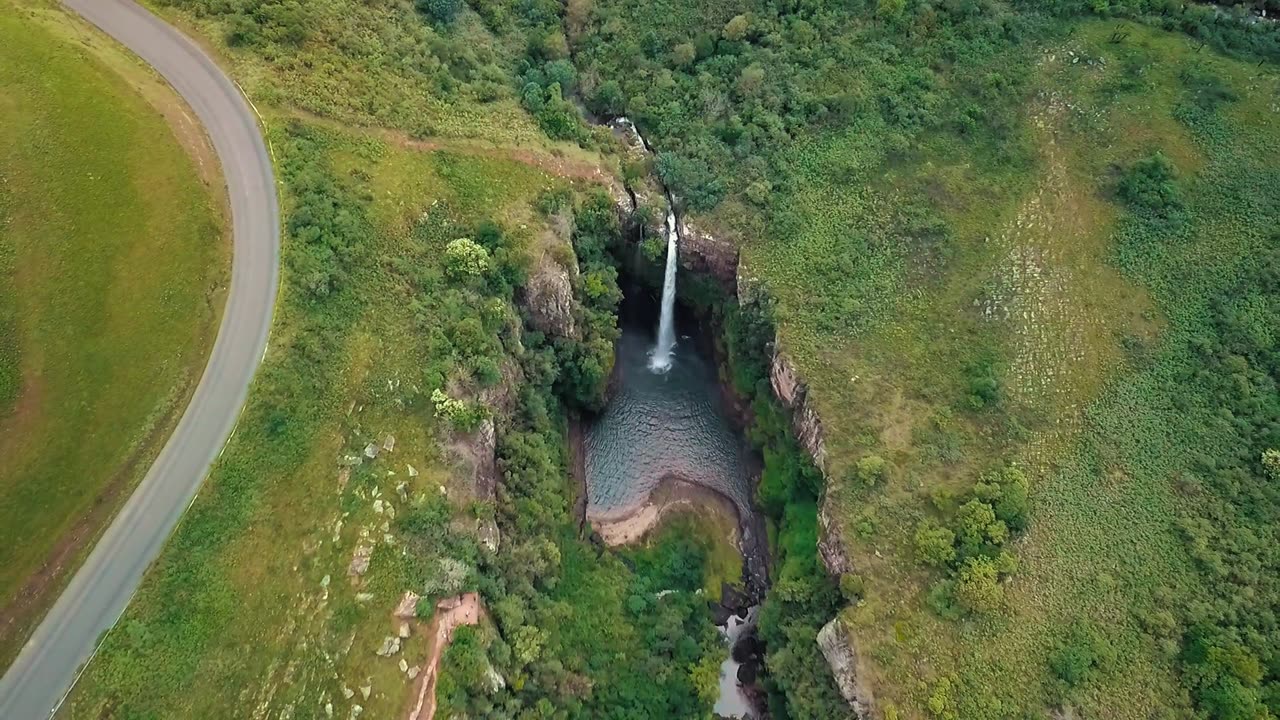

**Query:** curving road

left=0, top=1, right=279, bottom=717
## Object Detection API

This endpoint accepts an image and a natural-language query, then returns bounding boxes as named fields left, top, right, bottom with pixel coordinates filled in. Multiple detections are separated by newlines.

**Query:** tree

left=445, top=238, right=490, bottom=279
left=671, top=42, right=696, bottom=67
left=416, top=0, right=462, bottom=25
left=953, top=557, right=1002, bottom=614
left=723, top=14, right=749, bottom=41
left=914, top=523, right=957, bottom=568
left=954, top=499, right=1001, bottom=554
left=1262, top=449, right=1279, bottom=482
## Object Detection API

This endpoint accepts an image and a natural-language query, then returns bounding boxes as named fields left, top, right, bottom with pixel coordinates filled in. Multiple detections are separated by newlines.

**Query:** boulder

left=393, top=591, right=420, bottom=619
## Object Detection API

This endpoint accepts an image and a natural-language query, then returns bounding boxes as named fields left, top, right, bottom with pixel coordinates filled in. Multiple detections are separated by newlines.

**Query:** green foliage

left=953, top=557, right=1003, bottom=615
left=914, top=523, right=958, bottom=568
left=1049, top=623, right=1117, bottom=693
left=444, top=237, right=491, bottom=279
left=415, top=0, right=463, bottom=26
left=854, top=454, right=888, bottom=486
left=1118, top=151, right=1185, bottom=224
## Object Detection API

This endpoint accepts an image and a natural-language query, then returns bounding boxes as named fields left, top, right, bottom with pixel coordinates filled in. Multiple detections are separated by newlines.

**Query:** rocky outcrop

left=451, top=418, right=501, bottom=553
left=817, top=615, right=873, bottom=719
left=817, top=500, right=852, bottom=577
left=769, top=350, right=829, bottom=473
left=521, top=258, right=579, bottom=340
left=677, top=218, right=739, bottom=289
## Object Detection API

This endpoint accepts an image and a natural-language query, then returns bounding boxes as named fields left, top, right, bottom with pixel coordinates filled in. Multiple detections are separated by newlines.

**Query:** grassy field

left=749, top=21, right=1280, bottom=718
left=0, top=1, right=226, bottom=667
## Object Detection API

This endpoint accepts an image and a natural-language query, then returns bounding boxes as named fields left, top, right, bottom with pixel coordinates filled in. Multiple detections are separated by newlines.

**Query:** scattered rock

left=348, top=542, right=373, bottom=577
left=341, top=686, right=354, bottom=700
left=406, top=666, right=420, bottom=680
left=360, top=683, right=371, bottom=700
left=382, top=434, right=396, bottom=452
left=320, top=574, right=331, bottom=588
left=373, top=499, right=385, bottom=515
left=348, top=705, right=363, bottom=720
left=406, top=464, right=418, bottom=478
left=398, top=658, right=409, bottom=673
left=398, top=622, right=411, bottom=638
left=364, top=442, right=380, bottom=459
left=375, top=636, right=401, bottom=657
left=394, top=591, right=421, bottom=619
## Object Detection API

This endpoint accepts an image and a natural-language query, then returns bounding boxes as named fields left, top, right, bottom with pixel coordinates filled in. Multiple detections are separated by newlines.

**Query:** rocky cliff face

left=677, top=218, right=739, bottom=290
left=817, top=616, right=873, bottom=719
left=769, top=350, right=829, bottom=474
left=521, top=257, right=579, bottom=341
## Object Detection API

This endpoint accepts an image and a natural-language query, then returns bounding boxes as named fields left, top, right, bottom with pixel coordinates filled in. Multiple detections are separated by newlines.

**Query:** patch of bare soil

left=405, top=592, right=484, bottom=720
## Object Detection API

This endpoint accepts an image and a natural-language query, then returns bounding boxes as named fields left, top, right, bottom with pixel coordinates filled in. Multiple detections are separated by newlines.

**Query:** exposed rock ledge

left=817, top=615, right=874, bottom=719
left=520, top=256, right=579, bottom=340
left=677, top=218, right=739, bottom=289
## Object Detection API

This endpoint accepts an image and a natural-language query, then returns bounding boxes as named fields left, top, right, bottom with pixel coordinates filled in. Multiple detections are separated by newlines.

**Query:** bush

left=445, top=238, right=491, bottom=279
left=855, top=454, right=888, bottom=486
left=953, top=557, right=1003, bottom=614
left=1118, top=151, right=1184, bottom=221
left=1049, top=623, right=1116, bottom=692
left=914, top=523, right=957, bottom=568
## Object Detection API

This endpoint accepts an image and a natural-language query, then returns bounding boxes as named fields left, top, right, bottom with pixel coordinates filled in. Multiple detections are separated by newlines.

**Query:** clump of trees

left=915, top=466, right=1029, bottom=616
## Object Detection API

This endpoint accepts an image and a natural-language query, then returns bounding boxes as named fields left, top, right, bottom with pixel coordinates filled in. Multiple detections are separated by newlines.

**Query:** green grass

left=146, top=0, right=549, bottom=144
left=61, top=122, right=561, bottom=719
left=747, top=21, right=1280, bottom=718
left=0, top=2, right=225, bottom=665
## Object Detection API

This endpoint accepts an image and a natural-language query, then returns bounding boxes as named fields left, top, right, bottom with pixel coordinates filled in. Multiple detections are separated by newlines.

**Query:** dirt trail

left=406, top=592, right=484, bottom=720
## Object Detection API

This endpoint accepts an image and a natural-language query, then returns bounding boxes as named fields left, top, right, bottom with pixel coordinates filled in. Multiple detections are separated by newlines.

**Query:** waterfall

left=649, top=206, right=678, bottom=373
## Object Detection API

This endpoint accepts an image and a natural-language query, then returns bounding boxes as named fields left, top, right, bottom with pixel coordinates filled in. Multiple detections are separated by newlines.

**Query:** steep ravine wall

left=608, top=118, right=871, bottom=717
left=621, top=209, right=872, bottom=718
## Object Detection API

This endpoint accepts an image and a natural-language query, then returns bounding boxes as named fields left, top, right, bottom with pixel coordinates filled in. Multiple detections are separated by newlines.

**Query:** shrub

left=445, top=238, right=490, bottom=279
left=1118, top=151, right=1183, bottom=220
left=914, top=523, right=957, bottom=568
left=855, top=455, right=888, bottom=486
left=839, top=573, right=865, bottom=602
left=1049, top=623, right=1116, bottom=691
left=416, top=0, right=462, bottom=25
left=953, top=557, right=1003, bottom=614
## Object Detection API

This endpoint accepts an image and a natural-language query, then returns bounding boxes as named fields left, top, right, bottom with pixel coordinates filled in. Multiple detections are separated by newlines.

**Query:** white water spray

left=649, top=206, right=679, bottom=372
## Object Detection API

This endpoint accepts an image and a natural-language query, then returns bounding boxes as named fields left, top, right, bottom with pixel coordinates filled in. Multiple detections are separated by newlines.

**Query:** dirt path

left=406, top=592, right=484, bottom=720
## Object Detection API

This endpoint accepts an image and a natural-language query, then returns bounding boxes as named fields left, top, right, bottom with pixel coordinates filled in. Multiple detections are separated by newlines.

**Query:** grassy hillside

left=0, top=1, right=225, bottom=667
left=752, top=21, right=1280, bottom=720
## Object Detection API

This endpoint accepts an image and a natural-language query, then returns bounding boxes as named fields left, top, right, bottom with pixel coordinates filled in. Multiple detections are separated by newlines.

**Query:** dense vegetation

left=432, top=190, right=731, bottom=719
left=0, top=2, right=224, bottom=669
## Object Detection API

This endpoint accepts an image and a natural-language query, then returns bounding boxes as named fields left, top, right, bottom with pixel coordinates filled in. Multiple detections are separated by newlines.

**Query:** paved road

left=0, top=1, right=280, bottom=717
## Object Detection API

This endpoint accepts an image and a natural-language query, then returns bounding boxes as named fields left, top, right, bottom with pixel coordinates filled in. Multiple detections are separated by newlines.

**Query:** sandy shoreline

left=588, top=475, right=743, bottom=546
